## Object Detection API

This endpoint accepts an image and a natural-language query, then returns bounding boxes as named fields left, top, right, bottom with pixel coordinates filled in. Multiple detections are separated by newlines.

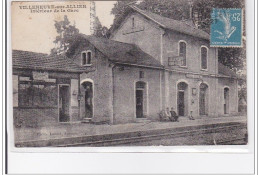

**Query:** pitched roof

left=79, top=34, right=163, bottom=68
left=218, top=62, right=238, bottom=78
left=12, top=50, right=91, bottom=73
left=110, top=5, right=210, bottom=40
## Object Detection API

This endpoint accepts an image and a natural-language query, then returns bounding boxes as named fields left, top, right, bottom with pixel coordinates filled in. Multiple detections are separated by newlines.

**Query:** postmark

left=210, top=8, right=243, bottom=47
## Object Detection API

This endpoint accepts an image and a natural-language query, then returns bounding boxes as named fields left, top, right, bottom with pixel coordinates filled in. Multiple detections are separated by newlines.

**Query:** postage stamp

left=210, top=8, right=243, bottom=47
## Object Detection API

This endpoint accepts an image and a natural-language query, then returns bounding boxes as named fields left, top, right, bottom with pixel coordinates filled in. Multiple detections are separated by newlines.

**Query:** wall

left=111, top=12, right=163, bottom=64
left=163, top=31, right=218, bottom=74
left=13, top=108, right=58, bottom=128
left=110, top=11, right=218, bottom=75
left=166, top=72, right=218, bottom=118
left=70, top=79, right=80, bottom=121
left=13, top=70, right=81, bottom=127
left=13, top=75, right=18, bottom=107
left=113, top=66, right=161, bottom=124
left=217, top=78, right=238, bottom=115
left=74, top=40, right=113, bottom=123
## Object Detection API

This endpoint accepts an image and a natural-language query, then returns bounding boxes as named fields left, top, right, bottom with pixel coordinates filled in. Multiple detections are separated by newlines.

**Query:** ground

left=119, top=127, right=247, bottom=146
left=13, top=115, right=247, bottom=146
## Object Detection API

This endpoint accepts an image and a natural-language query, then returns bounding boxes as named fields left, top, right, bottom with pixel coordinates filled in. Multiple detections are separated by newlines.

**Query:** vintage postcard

left=11, top=0, right=247, bottom=148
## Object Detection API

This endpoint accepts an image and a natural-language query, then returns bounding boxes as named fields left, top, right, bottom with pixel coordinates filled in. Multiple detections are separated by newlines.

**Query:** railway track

left=15, top=122, right=246, bottom=147
left=215, top=137, right=247, bottom=145
left=59, top=122, right=247, bottom=147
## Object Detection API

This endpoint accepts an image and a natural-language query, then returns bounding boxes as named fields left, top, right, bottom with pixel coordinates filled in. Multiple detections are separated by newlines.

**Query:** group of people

left=159, top=107, right=179, bottom=122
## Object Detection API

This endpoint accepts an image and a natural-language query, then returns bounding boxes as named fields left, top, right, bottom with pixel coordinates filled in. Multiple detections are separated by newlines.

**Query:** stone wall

left=111, top=12, right=163, bottom=64
left=13, top=108, right=58, bottom=128
left=166, top=72, right=218, bottom=118
left=163, top=31, right=218, bottom=74
left=218, top=78, right=239, bottom=115
left=112, top=66, right=161, bottom=124
left=76, top=42, right=113, bottom=124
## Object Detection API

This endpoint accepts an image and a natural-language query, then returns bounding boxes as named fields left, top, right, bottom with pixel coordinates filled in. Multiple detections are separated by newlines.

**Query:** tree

left=51, top=15, right=79, bottom=55
left=138, top=0, right=190, bottom=20
left=111, top=0, right=137, bottom=21
left=93, top=16, right=109, bottom=38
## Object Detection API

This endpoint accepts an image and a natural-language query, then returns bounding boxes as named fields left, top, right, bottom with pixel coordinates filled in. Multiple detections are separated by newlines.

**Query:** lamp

left=77, top=94, right=83, bottom=101
left=72, top=90, right=77, bottom=95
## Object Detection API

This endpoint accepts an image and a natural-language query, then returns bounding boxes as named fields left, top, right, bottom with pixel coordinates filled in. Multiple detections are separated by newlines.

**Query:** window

left=179, top=41, right=186, bottom=66
left=82, top=51, right=92, bottom=65
left=18, top=76, right=57, bottom=107
left=132, top=17, right=135, bottom=29
left=201, top=46, right=208, bottom=70
left=87, top=51, right=91, bottom=64
left=136, top=81, right=145, bottom=89
left=82, top=52, right=87, bottom=65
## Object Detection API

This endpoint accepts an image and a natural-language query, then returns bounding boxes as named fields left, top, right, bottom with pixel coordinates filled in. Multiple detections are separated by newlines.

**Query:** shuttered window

left=201, top=47, right=208, bottom=70
left=179, top=41, right=186, bottom=66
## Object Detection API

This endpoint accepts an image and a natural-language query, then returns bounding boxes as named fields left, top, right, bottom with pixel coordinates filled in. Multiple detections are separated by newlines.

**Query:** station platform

left=13, top=115, right=247, bottom=147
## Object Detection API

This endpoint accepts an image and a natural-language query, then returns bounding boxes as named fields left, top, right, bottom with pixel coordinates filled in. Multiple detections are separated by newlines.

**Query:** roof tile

left=13, top=50, right=91, bottom=73
left=79, top=34, right=163, bottom=68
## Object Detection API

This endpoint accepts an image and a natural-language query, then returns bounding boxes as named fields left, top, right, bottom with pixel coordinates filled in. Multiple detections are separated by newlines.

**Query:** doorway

left=136, top=90, right=143, bottom=118
left=136, top=81, right=147, bottom=118
left=59, top=85, right=70, bottom=122
left=178, top=91, right=185, bottom=116
left=199, top=83, right=209, bottom=115
left=224, top=87, right=229, bottom=114
left=82, top=81, right=93, bottom=118
left=177, top=82, right=188, bottom=116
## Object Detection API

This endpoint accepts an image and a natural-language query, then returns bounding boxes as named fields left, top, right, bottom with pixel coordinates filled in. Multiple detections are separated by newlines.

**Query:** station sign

left=32, top=71, right=49, bottom=80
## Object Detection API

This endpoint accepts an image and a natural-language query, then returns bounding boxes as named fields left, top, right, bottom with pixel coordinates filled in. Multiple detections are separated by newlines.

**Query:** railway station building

left=12, top=6, right=240, bottom=126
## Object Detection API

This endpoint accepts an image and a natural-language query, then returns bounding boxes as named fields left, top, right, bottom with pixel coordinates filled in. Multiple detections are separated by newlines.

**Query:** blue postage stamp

left=210, top=8, right=242, bottom=47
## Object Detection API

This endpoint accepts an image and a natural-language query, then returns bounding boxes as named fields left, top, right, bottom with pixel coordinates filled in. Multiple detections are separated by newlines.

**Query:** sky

left=12, top=1, right=116, bottom=54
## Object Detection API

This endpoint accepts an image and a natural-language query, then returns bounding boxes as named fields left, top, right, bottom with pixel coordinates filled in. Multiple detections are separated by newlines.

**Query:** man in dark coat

left=170, top=107, right=179, bottom=122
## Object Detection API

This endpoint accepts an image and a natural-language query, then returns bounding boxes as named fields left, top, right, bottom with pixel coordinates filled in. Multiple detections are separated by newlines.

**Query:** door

left=178, top=91, right=185, bottom=116
left=136, top=90, right=143, bottom=118
left=59, top=85, right=70, bottom=122
left=224, top=88, right=229, bottom=114
left=84, top=82, right=93, bottom=118
left=200, top=89, right=206, bottom=115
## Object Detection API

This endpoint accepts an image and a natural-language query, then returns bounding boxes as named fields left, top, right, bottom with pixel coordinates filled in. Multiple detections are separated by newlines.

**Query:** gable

left=110, top=5, right=209, bottom=41
left=110, top=11, right=162, bottom=39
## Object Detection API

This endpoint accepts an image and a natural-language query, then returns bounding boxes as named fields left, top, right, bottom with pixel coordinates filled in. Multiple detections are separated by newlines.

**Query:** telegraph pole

left=90, top=1, right=96, bottom=35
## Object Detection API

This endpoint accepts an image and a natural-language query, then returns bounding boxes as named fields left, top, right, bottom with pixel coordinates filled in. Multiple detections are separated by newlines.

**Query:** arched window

left=82, top=51, right=92, bottom=65
left=82, top=52, right=86, bottom=65
left=201, top=46, right=208, bottom=70
left=179, top=41, right=186, bottom=66
left=87, top=51, right=91, bottom=64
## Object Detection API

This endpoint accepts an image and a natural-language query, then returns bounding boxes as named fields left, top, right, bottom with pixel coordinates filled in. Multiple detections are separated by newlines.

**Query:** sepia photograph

left=11, top=0, right=247, bottom=147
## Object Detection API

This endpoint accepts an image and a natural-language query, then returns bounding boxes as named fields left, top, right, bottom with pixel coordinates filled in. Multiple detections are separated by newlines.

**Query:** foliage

left=111, top=0, right=137, bottom=21
left=192, top=0, right=243, bottom=32
left=138, top=0, right=190, bottom=21
left=51, top=15, right=79, bottom=55
left=93, top=17, right=109, bottom=38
